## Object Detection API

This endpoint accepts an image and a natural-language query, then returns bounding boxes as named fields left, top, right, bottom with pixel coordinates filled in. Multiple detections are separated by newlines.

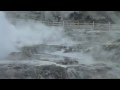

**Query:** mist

left=0, top=12, right=17, bottom=59
left=0, top=11, right=75, bottom=59
left=1, top=11, right=120, bottom=79
left=1, top=11, right=120, bottom=65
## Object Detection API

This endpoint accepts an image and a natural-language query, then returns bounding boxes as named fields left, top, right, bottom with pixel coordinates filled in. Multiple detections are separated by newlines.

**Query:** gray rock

left=56, top=57, right=79, bottom=65
left=0, top=63, right=117, bottom=79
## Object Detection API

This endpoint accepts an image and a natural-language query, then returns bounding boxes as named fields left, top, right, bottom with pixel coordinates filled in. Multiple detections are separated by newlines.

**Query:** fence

left=9, top=18, right=120, bottom=31
left=41, top=21, right=120, bottom=31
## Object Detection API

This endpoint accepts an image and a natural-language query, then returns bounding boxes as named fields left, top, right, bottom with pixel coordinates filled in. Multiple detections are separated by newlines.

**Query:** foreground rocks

left=0, top=62, right=118, bottom=79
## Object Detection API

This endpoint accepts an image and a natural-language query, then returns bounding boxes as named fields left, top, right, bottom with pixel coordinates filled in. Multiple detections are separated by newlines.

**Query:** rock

left=21, top=44, right=67, bottom=54
left=0, top=64, right=68, bottom=79
left=0, top=62, right=117, bottom=79
left=67, top=64, right=113, bottom=79
left=103, top=39, right=120, bottom=51
left=35, top=65, right=68, bottom=79
left=5, top=52, right=30, bottom=60
left=84, top=47, right=93, bottom=53
left=64, top=46, right=73, bottom=53
left=56, top=57, right=79, bottom=65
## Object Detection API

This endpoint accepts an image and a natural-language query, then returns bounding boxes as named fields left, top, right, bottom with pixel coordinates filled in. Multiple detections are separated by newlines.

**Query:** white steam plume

left=0, top=11, right=75, bottom=59
left=0, top=11, right=17, bottom=59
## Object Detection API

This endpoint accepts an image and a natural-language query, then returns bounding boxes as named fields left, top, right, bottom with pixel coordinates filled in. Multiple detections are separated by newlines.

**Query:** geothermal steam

left=0, top=11, right=74, bottom=59
left=0, top=12, right=17, bottom=59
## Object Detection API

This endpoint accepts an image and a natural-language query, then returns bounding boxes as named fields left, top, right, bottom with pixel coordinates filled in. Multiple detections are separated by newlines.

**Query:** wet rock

left=22, top=45, right=40, bottom=56
left=0, top=64, right=68, bottom=79
left=103, top=39, right=120, bottom=51
left=56, top=57, right=79, bottom=65
left=0, top=63, right=117, bottom=79
left=35, top=65, right=68, bottom=79
left=67, top=64, right=113, bottom=79
left=21, top=44, right=67, bottom=54
left=5, top=52, right=31, bottom=60
left=63, top=44, right=85, bottom=53
left=64, top=46, right=73, bottom=53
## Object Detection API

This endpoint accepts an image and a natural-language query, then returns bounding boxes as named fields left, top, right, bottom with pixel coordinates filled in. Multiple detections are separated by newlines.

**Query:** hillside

left=5, top=11, right=120, bottom=23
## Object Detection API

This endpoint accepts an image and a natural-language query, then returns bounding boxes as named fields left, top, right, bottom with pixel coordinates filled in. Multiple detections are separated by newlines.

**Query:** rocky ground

left=0, top=62, right=117, bottom=79
left=2, top=29, right=120, bottom=79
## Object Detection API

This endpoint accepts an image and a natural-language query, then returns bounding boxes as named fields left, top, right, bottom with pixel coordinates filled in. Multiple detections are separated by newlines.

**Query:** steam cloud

left=0, top=11, right=74, bottom=59
left=1, top=11, right=120, bottom=65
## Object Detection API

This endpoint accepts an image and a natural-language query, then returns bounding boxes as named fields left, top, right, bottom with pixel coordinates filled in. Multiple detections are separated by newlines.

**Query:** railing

left=9, top=18, right=120, bottom=31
